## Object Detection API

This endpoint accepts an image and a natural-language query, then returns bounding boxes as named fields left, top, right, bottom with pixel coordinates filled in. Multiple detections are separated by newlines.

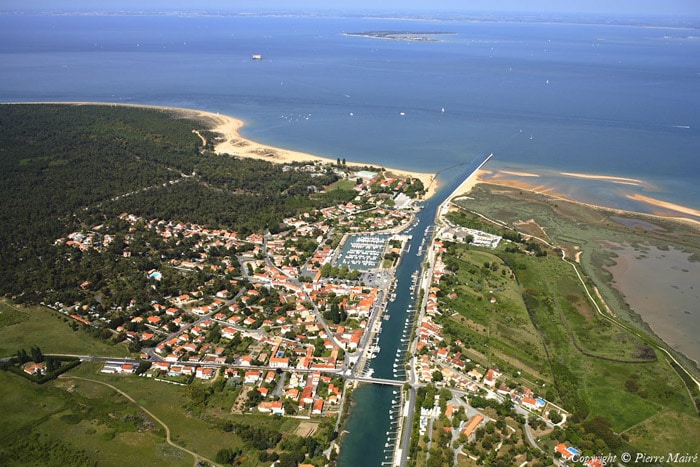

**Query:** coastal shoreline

left=449, top=167, right=700, bottom=381
left=10, top=102, right=696, bottom=223
left=443, top=153, right=493, bottom=205
left=198, top=109, right=439, bottom=199
left=453, top=168, right=700, bottom=228
left=9, top=101, right=438, bottom=200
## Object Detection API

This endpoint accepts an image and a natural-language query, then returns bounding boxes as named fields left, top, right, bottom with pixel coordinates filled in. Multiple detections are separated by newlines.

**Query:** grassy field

left=0, top=304, right=317, bottom=466
left=625, top=408, right=700, bottom=455
left=443, top=186, right=700, bottom=455
left=77, top=367, right=317, bottom=465
left=459, top=185, right=700, bottom=356
left=437, top=245, right=551, bottom=381
left=455, top=184, right=700, bottom=375
left=327, top=178, right=358, bottom=191
left=0, top=299, right=130, bottom=358
left=0, top=360, right=314, bottom=466
left=0, top=365, right=189, bottom=466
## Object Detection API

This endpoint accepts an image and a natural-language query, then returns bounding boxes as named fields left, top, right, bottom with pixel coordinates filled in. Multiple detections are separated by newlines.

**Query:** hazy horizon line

left=2, top=8, right=699, bottom=28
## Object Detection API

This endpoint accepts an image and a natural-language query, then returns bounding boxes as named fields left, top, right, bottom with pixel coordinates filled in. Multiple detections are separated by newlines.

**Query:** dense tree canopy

left=0, top=104, right=355, bottom=303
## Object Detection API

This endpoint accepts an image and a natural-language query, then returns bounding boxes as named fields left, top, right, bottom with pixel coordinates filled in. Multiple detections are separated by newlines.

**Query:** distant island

left=344, top=31, right=457, bottom=42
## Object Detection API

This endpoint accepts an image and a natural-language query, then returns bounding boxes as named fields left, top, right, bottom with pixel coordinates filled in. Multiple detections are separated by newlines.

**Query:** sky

left=5, top=0, right=700, bottom=16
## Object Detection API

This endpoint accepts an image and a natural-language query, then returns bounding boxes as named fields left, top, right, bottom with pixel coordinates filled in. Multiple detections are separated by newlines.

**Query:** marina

left=337, top=234, right=389, bottom=270
left=3, top=7, right=700, bottom=465
left=340, top=161, right=478, bottom=466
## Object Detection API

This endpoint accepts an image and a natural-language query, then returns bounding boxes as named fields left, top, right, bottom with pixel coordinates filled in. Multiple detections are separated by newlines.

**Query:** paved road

left=398, top=386, right=416, bottom=467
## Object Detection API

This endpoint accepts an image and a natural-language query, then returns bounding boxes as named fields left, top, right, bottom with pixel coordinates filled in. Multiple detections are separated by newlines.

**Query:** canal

left=337, top=157, right=483, bottom=466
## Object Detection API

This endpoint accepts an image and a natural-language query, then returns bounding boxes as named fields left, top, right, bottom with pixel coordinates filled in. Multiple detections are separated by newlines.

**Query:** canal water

left=337, top=157, right=482, bottom=466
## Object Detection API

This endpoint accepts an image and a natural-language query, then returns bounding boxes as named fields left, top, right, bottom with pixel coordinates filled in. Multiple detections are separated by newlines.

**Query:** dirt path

left=192, top=129, right=207, bottom=147
left=60, top=375, right=217, bottom=467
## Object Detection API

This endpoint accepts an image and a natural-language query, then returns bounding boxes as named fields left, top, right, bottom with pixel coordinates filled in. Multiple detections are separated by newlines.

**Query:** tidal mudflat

left=604, top=243, right=700, bottom=365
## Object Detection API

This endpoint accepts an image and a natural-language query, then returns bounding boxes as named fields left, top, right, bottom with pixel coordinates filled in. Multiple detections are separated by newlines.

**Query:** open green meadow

left=459, top=184, right=700, bottom=354
left=0, top=363, right=191, bottom=466
left=443, top=185, right=700, bottom=456
left=327, top=178, right=358, bottom=191
left=0, top=360, right=316, bottom=466
left=625, top=408, right=700, bottom=455
left=0, top=299, right=318, bottom=466
left=0, top=300, right=130, bottom=358
left=438, top=245, right=551, bottom=380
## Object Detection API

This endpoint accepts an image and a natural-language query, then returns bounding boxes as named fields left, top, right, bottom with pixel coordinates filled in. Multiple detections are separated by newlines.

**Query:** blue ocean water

left=1, top=13, right=699, bottom=216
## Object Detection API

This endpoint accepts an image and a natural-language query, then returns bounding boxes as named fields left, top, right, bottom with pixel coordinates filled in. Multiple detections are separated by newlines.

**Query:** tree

left=15, top=348, right=30, bottom=364
left=283, top=399, right=298, bottom=415
left=582, top=415, right=621, bottom=449
left=135, top=361, right=152, bottom=375
left=549, top=410, right=563, bottom=424
left=30, top=345, right=43, bottom=363
left=46, top=356, right=59, bottom=373
left=215, top=447, right=239, bottom=464
left=186, top=383, right=213, bottom=412
left=432, top=370, right=444, bottom=382
left=323, top=302, right=345, bottom=324
left=320, top=262, right=332, bottom=278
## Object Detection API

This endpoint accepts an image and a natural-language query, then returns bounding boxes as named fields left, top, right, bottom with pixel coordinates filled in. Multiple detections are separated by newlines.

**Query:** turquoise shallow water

left=1, top=13, right=699, bottom=217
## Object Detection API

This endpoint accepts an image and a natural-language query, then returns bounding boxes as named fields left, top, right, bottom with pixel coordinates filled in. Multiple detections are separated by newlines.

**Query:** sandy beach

left=500, top=169, right=541, bottom=178
left=559, top=171, right=647, bottom=187
left=626, top=193, right=700, bottom=219
left=174, top=107, right=438, bottom=199
left=450, top=168, right=554, bottom=199
left=449, top=169, right=487, bottom=199
left=448, top=166, right=700, bottom=227
left=21, top=102, right=438, bottom=199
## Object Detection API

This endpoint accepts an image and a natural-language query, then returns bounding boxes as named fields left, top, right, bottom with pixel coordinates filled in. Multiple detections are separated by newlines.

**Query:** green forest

left=0, top=104, right=356, bottom=304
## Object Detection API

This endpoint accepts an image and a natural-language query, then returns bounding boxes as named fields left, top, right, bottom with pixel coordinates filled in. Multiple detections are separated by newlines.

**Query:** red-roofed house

left=258, top=401, right=285, bottom=416
left=462, top=414, right=485, bottom=441
left=23, top=361, right=46, bottom=375
left=554, top=443, right=574, bottom=461
left=483, top=368, right=500, bottom=387
left=196, top=367, right=215, bottom=380
left=521, top=397, right=539, bottom=411
left=312, top=398, right=324, bottom=415
left=300, top=385, right=314, bottom=407
left=244, top=370, right=262, bottom=384
left=270, top=356, right=289, bottom=368
left=222, top=327, right=238, bottom=339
